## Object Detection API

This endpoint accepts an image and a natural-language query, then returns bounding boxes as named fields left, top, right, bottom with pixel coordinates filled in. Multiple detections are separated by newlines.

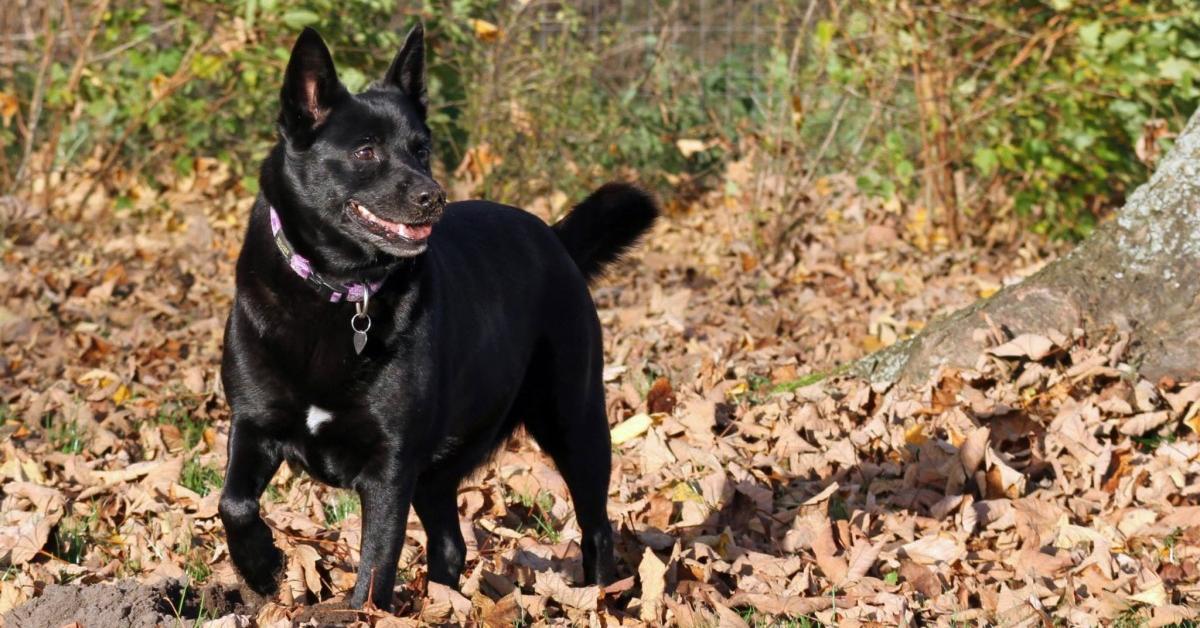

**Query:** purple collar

left=268, top=206, right=382, bottom=303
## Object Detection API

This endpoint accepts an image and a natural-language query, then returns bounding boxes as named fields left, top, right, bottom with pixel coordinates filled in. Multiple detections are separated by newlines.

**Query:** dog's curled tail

left=551, top=183, right=659, bottom=281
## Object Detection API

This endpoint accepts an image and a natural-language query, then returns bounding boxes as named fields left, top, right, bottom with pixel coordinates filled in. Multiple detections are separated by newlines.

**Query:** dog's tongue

left=397, top=223, right=432, bottom=240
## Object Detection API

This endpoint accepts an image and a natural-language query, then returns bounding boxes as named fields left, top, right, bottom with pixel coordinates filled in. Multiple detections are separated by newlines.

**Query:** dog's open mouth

left=348, top=200, right=433, bottom=242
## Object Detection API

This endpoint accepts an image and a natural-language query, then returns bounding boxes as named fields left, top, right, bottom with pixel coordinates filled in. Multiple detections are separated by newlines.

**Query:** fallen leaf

left=533, top=570, right=599, bottom=612
left=960, top=426, right=989, bottom=476
left=988, top=333, right=1058, bottom=361
left=901, top=534, right=965, bottom=565
left=810, top=521, right=847, bottom=582
left=646, top=377, right=677, bottom=414
left=843, top=540, right=883, bottom=583
left=1129, top=581, right=1167, bottom=606
left=611, top=413, right=652, bottom=445
left=638, top=547, right=668, bottom=622
left=898, top=560, right=942, bottom=597
left=1119, top=410, right=1172, bottom=436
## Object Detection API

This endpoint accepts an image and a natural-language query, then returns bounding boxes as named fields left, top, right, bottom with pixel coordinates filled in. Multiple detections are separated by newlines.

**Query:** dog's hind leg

left=412, top=467, right=468, bottom=587
left=521, top=342, right=616, bottom=585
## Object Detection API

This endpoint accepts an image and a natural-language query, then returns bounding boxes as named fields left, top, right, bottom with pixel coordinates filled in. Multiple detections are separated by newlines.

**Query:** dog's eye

left=415, top=147, right=430, bottom=162
left=352, top=146, right=376, bottom=161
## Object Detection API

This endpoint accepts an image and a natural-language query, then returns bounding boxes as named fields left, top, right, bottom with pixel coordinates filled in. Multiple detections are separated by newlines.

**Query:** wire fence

left=540, top=0, right=811, bottom=129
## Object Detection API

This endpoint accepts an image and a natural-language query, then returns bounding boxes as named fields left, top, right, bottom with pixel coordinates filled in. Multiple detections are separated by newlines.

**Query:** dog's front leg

left=349, top=462, right=416, bottom=610
left=219, top=420, right=284, bottom=596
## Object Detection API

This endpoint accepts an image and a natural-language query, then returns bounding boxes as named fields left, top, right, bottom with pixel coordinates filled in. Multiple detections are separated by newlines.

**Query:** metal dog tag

left=351, top=294, right=372, bottom=355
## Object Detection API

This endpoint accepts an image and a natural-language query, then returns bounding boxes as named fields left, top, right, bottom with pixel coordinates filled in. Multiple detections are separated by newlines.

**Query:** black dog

left=218, top=25, right=656, bottom=610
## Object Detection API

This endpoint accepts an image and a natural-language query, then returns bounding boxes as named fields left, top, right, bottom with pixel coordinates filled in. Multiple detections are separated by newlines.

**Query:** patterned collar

left=268, top=206, right=382, bottom=303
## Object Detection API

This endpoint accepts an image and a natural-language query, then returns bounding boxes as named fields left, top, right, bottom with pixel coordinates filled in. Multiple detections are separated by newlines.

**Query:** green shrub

left=3, top=1, right=779, bottom=209
left=810, top=0, right=1200, bottom=239
left=2, top=0, right=405, bottom=196
left=3, top=1, right=1197, bottom=240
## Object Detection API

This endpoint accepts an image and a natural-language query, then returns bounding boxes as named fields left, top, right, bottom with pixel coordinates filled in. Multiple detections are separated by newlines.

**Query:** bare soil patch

left=1, top=579, right=243, bottom=628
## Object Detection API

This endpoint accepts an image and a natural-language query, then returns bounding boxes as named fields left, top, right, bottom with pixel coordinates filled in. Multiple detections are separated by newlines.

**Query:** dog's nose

left=411, top=186, right=445, bottom=210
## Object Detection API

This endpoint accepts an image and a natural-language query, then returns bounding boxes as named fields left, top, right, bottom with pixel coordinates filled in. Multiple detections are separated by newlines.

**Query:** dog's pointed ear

left=279, top=28, right=346, bottom=142
left=383, top=24, right=427, bottom=118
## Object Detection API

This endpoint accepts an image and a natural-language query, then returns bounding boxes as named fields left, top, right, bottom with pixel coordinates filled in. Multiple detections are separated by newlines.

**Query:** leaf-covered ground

left=2, top=159, right=1198, bottom=626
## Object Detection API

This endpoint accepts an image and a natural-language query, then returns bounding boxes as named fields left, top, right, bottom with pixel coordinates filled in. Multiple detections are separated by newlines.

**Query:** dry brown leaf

left=988, top=333, right=1058, bottom=361
left=638, top=547, right=669, bottom=622
left=641, top=427, right=677, bottom=474
left=984, top=448, right=1026, bottom=498
left=843, top=540, right=883, bottom=583
left=710, top=600, right=751, bottom=628
left=1119, top=410, right=1172, bottom=436
left=1150, top=605, right=1198, bottom=628
left=960, top=426, right=989, bottom=476
left=479, top=593, right=519, bottom=628
left=421, top=582, right=472, bottom=624
left=646, top=377, right=678, bottom=414
left=1130, top=581, right=1167, bottom=606
left=533, top=570, right=599, bottom=612
left=900, top=534, right=965, bottom=565
left=898, top=560, right=941, bottom=598
left=0, top=483, right=65, bottom=565
left=803, top=482, right=839, bottom=505
left=254, top=603, right=292, bottom=628
left=810, top=520, right=847, bottom=582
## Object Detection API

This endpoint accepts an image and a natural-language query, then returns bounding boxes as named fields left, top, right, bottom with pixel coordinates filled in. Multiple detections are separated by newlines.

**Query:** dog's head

left=275, top=26, right=444, bottom=258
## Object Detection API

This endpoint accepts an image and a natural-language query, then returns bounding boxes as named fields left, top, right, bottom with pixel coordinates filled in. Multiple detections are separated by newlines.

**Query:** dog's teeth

left=352, top=201, right=431, bottom=240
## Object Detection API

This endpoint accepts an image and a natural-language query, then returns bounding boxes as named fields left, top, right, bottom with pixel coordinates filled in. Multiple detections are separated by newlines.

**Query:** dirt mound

left=1, top=580, right=243, bottom=628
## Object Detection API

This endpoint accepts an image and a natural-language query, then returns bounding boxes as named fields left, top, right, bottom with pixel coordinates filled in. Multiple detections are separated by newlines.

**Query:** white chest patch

left=306, top=406, right=333, bottom=433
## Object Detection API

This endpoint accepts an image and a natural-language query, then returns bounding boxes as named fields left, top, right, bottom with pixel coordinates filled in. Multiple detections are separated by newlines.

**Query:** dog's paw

left=239, top=543, right=284, bottom=595
left=228, top=528, right=284, bottom=595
